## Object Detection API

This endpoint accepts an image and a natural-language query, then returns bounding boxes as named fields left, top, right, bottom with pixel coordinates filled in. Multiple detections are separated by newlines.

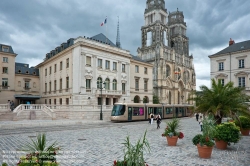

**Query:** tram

left=110, top=103, right=193, bottom=121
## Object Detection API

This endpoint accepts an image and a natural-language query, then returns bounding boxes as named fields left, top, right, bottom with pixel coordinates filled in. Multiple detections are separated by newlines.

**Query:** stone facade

left=209, top=39, right=250, bottom=96
left=137, top=0, right=196, bottom=104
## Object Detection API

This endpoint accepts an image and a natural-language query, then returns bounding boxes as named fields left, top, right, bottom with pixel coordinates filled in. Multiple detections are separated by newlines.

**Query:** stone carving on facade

left=234, top=71, right=249, bottom=76
left=215, top=73, right=228, bottom=78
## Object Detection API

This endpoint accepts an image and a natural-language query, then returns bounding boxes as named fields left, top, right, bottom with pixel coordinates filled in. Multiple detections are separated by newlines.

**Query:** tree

left=188, top=79, right=250, bottom=124
left=153, top=95, right=160, bottom=104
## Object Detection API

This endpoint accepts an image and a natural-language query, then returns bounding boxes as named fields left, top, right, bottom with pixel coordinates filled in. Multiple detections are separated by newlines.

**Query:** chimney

left=229, top=38, right=235, bottom=46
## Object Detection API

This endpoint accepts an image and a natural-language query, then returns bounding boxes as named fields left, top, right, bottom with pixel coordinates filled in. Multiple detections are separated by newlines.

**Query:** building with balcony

left=209, top=38, right=250, bottom=96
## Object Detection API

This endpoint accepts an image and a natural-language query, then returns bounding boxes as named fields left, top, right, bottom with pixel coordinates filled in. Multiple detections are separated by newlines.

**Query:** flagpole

left=106, top=16, right=107, bottom=44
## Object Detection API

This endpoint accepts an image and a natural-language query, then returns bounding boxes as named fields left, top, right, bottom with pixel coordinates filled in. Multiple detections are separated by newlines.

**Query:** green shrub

left=235, top=116, right=250, bottom=129
left=163, top=118, right=181, bottom=137
left=2, top=163, right=8, bottom=166
left=214, top=122, right=240, bottom=146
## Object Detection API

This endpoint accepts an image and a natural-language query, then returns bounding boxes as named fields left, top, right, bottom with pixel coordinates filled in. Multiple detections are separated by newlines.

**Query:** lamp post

left=99, top=81, right=106, bottom=120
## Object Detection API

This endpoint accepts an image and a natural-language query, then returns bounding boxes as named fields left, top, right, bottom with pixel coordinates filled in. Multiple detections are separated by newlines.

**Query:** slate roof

left=131, top=55, right=146, bottom=63
left=210, top=40, right=250, bottom=57
left=15, top=63, right=39, bottom=76
left=90, top=33, right=116, bottom=47
left=0, top=44, right=15, bottom=54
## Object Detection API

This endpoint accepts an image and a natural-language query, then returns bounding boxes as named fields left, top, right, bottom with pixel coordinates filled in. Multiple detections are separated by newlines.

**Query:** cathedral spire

left=116, top=16, right=121, bottom=48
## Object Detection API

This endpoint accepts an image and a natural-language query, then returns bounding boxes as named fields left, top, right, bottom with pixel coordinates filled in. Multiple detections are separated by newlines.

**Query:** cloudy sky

left=0, top=0, right=249, bottom=90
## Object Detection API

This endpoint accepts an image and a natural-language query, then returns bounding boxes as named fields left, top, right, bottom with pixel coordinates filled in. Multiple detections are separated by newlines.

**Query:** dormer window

left=2, top=46, right=9, bottom=52
left=33, top=72, right=36, bottom=75
left=26, top=71, right=29, bottom=74
left=18, top=70, right=21, bottom=73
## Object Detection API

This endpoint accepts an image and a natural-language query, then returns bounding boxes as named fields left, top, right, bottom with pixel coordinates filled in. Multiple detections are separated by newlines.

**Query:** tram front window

left=111, top=105, right=125, bottom=116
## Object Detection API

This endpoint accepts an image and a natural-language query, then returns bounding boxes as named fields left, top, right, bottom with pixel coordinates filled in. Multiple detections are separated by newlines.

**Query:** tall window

left=2, top=67, right=8, bottom=74
left=54, top=80, right=57, bottom=91
left=86, top=79, right=91, bottom=90
left=135, top=79, right=139, bottom=91
left=219, top=62, right=224, bottom=71
left=105, top=60, right=110, bottom=69
left=59, top=79, right=62, bottom=92
left=166, top=65, right=171, bottom=77
left=218, top=79, right=224, bottom=86
left=2, top=78, right=8, bottom=87
left=135, top=65, right=139, bottom=73
left=144, top=80, right=148, bottom=92
left=122, top=83, right=126, bottom=94
left=54, top=99, right=56, bottom=105
left=59, top=98, right=62, bottom=105
left=66, top=77, right=69, bottom=89
left=239, top=59, right=244, bottom=68
left=112, top=79, right=117, bottom=90
left=60, top=61, right=63, bottom=70
left=238, top=77, right=245, bottom=87
left=25, top=81, right=30, bottom=89
left=45, top=68, right=47, bottom=76
left=66, top=98, right=69, bottom=105
left=122, top=64, right=125, bottom=72
left=45, top=83, right=47, bottom=92
left=144, top=67, right=147, bottom=74
left=97, top=77, right=102, bottom=89
left=49, top=66, right=52, bottom=74
left=66, top=58, right=69, bottom=68
left=86, top=56, right=91, bottom=66
left=54, top=64, right=57, bottom=73
left=113, top=62, right=117, bottom=71
left=2, top=57, right=8, bottom=63
left=105, top=78, right=110, bottom=90
left=49, top=82, right=51, bottom=92
left=98, top=59, right=102, bottom=68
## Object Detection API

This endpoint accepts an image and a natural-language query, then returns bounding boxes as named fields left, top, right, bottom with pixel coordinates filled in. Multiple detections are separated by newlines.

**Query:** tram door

left=175, top=107, right=179, bottom=117
left=128, top=107, right=132, bottom=121
left=182, top=107, right=185, bottom=117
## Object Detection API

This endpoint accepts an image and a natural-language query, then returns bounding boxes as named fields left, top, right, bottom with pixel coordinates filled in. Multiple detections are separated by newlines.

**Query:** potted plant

left=192, top=117, right=216, bottom=159
left=113, top=130, right=150, bottom=166
left=162, top=118, right=184, bottom=146
left=235, top=116, right=250, bottom=136
left=214, top=122, right=240, bottom=150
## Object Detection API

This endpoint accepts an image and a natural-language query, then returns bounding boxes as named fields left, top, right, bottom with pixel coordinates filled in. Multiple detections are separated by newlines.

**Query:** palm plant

left=114, top=131, right=150, bottom=166
left=189, top=79, right=250, bottom=124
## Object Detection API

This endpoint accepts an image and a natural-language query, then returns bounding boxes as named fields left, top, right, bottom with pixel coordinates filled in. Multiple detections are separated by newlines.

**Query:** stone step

left=0, top=112, right=16, bottom=121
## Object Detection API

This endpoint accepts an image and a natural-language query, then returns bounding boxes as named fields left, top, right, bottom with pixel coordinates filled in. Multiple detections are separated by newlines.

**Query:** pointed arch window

left=166, top=65, right=171, bottom=77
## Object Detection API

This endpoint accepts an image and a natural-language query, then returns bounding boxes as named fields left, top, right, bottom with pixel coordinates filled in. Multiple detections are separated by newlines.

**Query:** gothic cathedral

left=137, top=0, right=196, bottom=104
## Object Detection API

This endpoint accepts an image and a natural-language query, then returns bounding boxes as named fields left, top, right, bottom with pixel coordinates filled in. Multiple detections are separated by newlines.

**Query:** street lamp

left=181, top=95, right=184, bottom=104
left=99, top=81, right=106, bottom=120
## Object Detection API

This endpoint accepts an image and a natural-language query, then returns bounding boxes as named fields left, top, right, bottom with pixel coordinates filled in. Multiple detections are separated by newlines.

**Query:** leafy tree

left=153, top=95, right=160, bottom=104
left=188, top=79, right=250, bottom=124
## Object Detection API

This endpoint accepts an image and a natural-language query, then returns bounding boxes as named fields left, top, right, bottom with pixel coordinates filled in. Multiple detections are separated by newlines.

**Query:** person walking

left=150, top=113, right=154, bottom=125
left=198, top=116, right=203, bottom=131
left=148, top=113, right=151, bottom=124
left=195, top=113, right=199, bottom=121
left=156, top=113, right=161, bottom=129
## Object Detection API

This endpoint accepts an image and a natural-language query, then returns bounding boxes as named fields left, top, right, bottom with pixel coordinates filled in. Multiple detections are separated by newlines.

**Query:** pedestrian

left=195, top=113, right=199, bottom=121
left=150, top=113, right=154, bottom=125
left=11, top=101, right=14, bottom=111
left=198, top=116, right=203, bottom=131
left=148, top=113, right=151, bottom=124
left=156, top=113, right=161, bottom=129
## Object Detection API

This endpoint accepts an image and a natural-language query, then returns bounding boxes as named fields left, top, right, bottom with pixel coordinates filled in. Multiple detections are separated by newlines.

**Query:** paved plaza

left=0, top=117, right=250, bottom=166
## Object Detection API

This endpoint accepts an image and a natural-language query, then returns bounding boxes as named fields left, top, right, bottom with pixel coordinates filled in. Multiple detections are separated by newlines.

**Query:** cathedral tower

left=137, top=0, right=196, bottom=104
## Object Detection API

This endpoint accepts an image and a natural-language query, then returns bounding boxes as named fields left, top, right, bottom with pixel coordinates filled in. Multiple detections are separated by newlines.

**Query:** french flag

left=101, top=18, right=107, bottom=26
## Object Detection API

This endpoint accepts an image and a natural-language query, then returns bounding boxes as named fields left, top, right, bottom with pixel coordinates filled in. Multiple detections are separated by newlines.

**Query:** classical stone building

left=0, top=44, right=40, bottom=106
left=209, top=38, right=250, bottom=96
left=137, top=0, right=196, bottom=104
left=35, top=33, right=153, bottom=106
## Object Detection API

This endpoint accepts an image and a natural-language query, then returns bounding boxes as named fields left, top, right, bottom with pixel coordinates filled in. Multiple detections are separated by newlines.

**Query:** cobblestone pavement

left=0, top=117, right=249, bottom=166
